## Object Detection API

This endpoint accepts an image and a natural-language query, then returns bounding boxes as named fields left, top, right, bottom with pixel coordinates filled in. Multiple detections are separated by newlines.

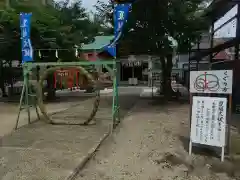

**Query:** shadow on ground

left=133, top=98, right=240, bottom=179
left=0, top=92, right=94, bottom=104
left=0, top=93, right=139, bottom=180
left=0, top=120, right=110, bottom=180
left=178, top=125, right=240, bottom=179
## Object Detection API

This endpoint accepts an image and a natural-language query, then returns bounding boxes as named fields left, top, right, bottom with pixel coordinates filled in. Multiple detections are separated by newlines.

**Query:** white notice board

left=190, top=96, right=227, bottom=147
left=190, top=70, right=233, bottom=94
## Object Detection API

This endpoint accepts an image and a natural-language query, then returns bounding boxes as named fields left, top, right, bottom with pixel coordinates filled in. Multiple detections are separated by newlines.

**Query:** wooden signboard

left=189, top=96, right=227, bottom=161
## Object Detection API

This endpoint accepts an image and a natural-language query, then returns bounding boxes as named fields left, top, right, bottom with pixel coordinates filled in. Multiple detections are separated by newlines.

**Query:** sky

left=81, top=0, right=108, bottom=12
left=55, top=0, right=108, bottom=12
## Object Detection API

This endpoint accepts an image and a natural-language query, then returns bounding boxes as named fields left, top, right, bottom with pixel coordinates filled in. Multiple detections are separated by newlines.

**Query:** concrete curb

left=66, top=130, right=111, bottom=180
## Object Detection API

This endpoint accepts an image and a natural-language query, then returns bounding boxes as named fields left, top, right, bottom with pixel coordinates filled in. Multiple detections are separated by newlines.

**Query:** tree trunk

left=160, top=54, right=173, bottom=100
left=36, top=66, right=40, bottom=82
left=9, top=62, right=13, bottom=96
left=0, top=79, right=7, bottom=97
left=0, top=61, right=7, bottom=97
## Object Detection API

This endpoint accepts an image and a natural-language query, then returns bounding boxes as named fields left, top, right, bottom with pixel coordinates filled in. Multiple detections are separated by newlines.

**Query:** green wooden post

left=15, top=63, right=31, bottom=129
left=24, top=65, right=31, bottom=124
left=112, top=59, right=120, bottom=128
left=112, top=62, right=116, bottom=128
left=15, top=80, right=25, bottom=129
left=115, top=61, right=120, bottom=123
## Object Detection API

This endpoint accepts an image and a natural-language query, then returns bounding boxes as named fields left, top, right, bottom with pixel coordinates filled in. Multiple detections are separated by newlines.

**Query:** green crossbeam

left=23, top=60, right=115, bottom=68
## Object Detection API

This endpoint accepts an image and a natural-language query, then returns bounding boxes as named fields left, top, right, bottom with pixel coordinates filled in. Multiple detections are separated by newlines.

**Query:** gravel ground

left=75, top=99, right=240, bottom=180
left=50, top=93, right=140, bottom=124
left=0, top=89, right=141, bottom=180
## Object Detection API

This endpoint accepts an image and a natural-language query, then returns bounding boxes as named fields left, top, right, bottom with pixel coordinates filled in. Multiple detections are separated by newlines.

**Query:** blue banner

left=105, top=3, right=131, bottom=58
left=105, top=45, right=116, bottom=58
left=114, top=3, right=131, bottom=38
left=20, top=13, right=33, bottom=63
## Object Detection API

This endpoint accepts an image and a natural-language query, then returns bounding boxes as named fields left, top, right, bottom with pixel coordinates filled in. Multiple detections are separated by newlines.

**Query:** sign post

left=20, top=13, right=33, bottom=123
left=16, top=12, right=36, bottom=128
left=189, top=70, right=233, bottom=162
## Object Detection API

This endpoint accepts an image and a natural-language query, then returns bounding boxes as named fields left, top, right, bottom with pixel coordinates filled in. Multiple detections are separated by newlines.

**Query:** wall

left=80, top=52, right=98, bottom=61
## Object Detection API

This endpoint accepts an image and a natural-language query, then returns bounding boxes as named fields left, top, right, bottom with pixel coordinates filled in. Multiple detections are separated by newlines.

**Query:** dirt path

left=76, top=99, right=239, bottom=180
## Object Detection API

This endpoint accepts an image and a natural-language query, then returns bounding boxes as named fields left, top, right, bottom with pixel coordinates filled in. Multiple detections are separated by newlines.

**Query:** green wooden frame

left=15, top=60, right=120, bottom=130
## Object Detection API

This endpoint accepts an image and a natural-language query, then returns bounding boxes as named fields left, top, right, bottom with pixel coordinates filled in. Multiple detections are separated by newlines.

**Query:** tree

left=95, top=0, right=113, bottom=26
left=96, top=0, right=210, bottom=100
left=0, top=0, right=105, bottom=98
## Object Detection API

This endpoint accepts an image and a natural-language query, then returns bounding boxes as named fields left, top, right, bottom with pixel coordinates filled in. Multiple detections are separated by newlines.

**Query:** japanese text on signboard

left=190, top=96, right=227, bottom=147
left=20, top=13, right=33, bottom=63
left=222, top=71, right=229, bottom=93
left=104, top=3, right=131, bottom=57
left=190, top=70, right=233, bottom=94
left=114, top=4, right=131, bottom=37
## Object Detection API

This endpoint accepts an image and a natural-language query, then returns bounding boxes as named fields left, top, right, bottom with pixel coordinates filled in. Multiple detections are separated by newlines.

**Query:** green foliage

left=95, top=0, right=210, bottom=55
left=0, top=0, right=105, bottom=62
left=95, top=0, right=113, bottom=27
left=123, top=0, right=210, bottom=55
left=0, top=0, right=110, bottom=96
